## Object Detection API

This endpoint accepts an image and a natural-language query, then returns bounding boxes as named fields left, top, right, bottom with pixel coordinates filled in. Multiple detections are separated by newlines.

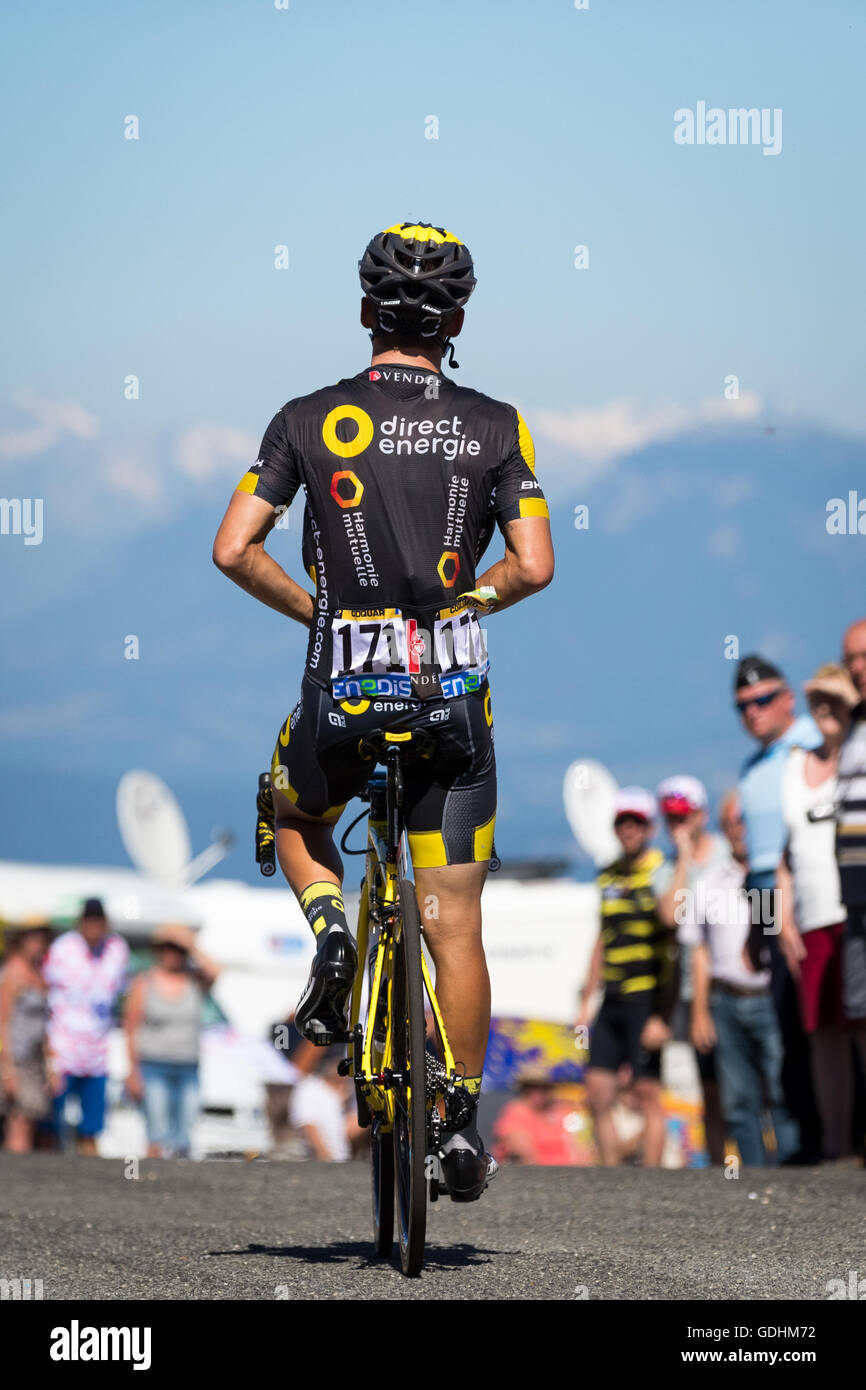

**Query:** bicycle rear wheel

left=371, top=1118, right=394, bottom=1257
left=392, top=879, right=428, bottom=1277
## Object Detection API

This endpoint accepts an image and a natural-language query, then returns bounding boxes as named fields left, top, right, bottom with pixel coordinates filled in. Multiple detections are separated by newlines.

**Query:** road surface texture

left=1, top=1155, right=863, bottom=1300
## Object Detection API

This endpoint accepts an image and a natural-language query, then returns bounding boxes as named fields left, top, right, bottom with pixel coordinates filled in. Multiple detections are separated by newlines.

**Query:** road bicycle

left=257, top=729, right=477, bottom=1277
left=339, top=727, right=481, bottom=1277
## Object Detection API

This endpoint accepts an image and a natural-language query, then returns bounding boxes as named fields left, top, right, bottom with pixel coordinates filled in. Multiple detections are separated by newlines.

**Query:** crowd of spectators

left=0, top=900, right=220, bottom=1157
left=563, top=616, right=866, bottom=1167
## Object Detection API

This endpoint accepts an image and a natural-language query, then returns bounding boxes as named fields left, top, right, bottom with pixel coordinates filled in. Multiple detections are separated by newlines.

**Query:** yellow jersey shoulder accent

left=516, top=411, right=536, bottom=474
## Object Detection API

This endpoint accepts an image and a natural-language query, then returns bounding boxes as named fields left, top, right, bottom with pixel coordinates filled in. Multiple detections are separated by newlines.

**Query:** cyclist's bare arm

left=213, top=491, right=313, bottom=627
left=472, top=515, right=554, bottom=613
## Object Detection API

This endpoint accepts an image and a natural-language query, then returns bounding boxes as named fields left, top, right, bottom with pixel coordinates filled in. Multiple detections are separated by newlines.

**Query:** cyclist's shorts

left=270, top=675, right=496, bottom=869
left=588, top=996, right=662, bottom=1082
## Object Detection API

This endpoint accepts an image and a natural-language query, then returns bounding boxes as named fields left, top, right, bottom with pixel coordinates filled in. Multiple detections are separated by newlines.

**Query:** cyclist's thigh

left=269, top=677, right=372, bottom=823
left=403, top=684, right=496, bottom=873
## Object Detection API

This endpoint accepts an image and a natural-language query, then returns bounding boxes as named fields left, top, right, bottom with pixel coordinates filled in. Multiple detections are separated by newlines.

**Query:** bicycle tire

left=392, top=878, right=428, bottom=1277
left=371, top=1118, right=394, bottom=1257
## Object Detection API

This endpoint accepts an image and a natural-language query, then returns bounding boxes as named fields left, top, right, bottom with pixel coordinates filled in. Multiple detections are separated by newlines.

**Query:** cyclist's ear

left=444, top=307, right=464, bottom=339
left=361, top=297, right=377, bottom=330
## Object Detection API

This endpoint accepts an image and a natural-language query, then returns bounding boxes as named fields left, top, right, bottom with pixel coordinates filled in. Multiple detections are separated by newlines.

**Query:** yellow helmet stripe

left=383, top=223, right=463, bottom=246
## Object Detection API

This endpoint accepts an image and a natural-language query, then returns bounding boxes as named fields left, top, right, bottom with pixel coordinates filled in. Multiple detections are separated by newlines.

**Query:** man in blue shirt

left=734, top=654, right=821, bottom=1161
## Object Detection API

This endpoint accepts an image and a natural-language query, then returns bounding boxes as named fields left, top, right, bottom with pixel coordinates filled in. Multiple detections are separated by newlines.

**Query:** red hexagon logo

left=330, top=470, right=364, bottom=508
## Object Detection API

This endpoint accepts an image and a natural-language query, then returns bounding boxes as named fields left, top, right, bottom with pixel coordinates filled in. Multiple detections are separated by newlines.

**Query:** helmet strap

left=438, top=335, right=460, bottom=370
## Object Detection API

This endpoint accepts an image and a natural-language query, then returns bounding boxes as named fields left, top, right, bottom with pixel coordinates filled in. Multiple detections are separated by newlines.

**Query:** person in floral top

left=44, top=898, right=129, bottom=1154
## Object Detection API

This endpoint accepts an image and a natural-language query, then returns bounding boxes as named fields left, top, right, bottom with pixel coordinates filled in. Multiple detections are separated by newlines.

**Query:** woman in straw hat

left=123, top=924, right=220, bottom=1158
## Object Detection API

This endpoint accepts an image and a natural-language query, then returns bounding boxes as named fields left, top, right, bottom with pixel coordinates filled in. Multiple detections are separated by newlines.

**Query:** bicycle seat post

left=385, top=745, right=404, bottom=861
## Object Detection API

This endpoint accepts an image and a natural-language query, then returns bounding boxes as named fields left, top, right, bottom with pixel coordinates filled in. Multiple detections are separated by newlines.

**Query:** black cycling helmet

left=359, top=222, right=476, bottom=364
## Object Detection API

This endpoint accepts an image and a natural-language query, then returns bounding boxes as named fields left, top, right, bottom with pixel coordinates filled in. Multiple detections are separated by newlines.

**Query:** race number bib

left=433, top=608, right=488, bottom=675
left=330, top=609, right=415, bottom=679
left=329, top=605, right=488, bottom=699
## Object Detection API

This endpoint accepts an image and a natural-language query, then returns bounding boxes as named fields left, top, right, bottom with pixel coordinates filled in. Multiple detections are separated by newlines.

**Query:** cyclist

left=213, top=222, right=554, bottom=1201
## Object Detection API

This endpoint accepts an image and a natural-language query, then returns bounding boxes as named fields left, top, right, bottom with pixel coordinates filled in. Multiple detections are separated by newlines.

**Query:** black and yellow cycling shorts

left=270, top=675, right=496, bottom=869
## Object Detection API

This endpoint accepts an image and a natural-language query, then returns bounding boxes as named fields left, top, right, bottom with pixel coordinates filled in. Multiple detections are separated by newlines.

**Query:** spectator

left=653, top=776, right=727, bottom=1165
left=719, top=788, right=749, bottom=869
left=734, top=654, right=821, bottom=1161
left=124, top=924, right=220, bottom=1158
left=662, top=781, right=798, bottom=1165
left=289, top=1051, right=359, bottom=1161
left=578, top=788, right=675, bottom=1167
left=44, top=898, right=129, bottom=1155
left=777, top=663, right=860, bottom=1158
left=0, top=921, right=54, bottom=1153
left=837, top=619, right=866, bottom=1078
left=265, top=1017, right=317, bottom=1156
left=492, top=1066, right=586, bottom=1165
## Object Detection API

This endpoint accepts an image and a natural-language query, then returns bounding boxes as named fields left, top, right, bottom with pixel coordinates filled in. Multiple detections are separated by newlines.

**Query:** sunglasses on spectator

left=734, top=690, right=782, bottom=714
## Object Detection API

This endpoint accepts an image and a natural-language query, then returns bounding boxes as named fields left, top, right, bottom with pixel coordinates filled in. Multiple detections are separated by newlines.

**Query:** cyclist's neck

left=370, top=346, right=443, bottom=374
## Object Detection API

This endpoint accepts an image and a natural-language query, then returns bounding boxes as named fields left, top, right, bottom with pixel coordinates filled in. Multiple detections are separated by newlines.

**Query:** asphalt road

left=1, top=1155, right=864, bottom=1301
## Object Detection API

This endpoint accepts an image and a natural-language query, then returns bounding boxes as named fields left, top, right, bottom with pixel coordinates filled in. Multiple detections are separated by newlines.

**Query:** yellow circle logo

left=322, top=405, right=374, bottom=458
left=484, top=690, right=493, bottom=726
left=340, top=699, right=370, bottom=715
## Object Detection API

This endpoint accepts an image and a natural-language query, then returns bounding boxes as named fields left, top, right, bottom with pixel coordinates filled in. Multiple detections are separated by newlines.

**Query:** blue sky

left=2, top=1, right=865, bottom=879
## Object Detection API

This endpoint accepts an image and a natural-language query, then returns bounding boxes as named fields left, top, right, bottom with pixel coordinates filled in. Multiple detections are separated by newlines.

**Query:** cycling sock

left=443, top=1074, right=483, bottom=1146
left=299, top=881, right=348, bottom=940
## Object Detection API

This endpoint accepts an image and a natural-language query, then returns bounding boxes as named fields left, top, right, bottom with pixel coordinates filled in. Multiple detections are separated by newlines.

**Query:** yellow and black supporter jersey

left=597, top=848, right=672, bottom=1000
left=235, top=365, right=547, bottom=701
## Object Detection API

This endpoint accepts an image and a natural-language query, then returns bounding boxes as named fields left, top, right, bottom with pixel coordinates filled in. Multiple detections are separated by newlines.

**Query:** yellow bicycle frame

left=347, top=808, right=457, bottom=1133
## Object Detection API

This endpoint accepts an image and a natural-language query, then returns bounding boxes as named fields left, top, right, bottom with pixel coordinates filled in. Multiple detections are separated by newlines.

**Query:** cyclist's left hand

left=457, top=586, right=499, bottom=614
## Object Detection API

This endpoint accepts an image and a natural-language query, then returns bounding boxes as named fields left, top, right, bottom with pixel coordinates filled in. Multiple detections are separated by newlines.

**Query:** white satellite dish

left=563, top=758, right=620, bottom=867
left=117, top=771, right=193, bottom=883
left=117, top=771, right=235, bottom=886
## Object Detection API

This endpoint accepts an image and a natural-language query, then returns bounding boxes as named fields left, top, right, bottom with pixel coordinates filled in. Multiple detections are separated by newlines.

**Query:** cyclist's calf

left=413, top=862, right=490, bottom=1077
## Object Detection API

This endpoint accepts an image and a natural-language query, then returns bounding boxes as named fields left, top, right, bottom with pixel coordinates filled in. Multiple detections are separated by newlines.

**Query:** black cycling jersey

left=236, top=364, right=548, bottom=702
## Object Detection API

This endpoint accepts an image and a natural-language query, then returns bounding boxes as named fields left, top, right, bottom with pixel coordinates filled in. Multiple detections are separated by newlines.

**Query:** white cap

left=614, top=786, right=657, bottom=823
left=656, top=775, right=708, bottom=813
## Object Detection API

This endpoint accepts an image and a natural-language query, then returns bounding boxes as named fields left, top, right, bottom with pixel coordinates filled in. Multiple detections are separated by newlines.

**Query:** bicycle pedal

left=304, top=1023, right=352, bottom=1046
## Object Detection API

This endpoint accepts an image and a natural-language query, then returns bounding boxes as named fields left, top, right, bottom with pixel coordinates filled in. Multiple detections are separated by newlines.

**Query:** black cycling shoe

left=438, top=1132, right=499, bottom=1203
left=294, top=929, right=358, bottom=1044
